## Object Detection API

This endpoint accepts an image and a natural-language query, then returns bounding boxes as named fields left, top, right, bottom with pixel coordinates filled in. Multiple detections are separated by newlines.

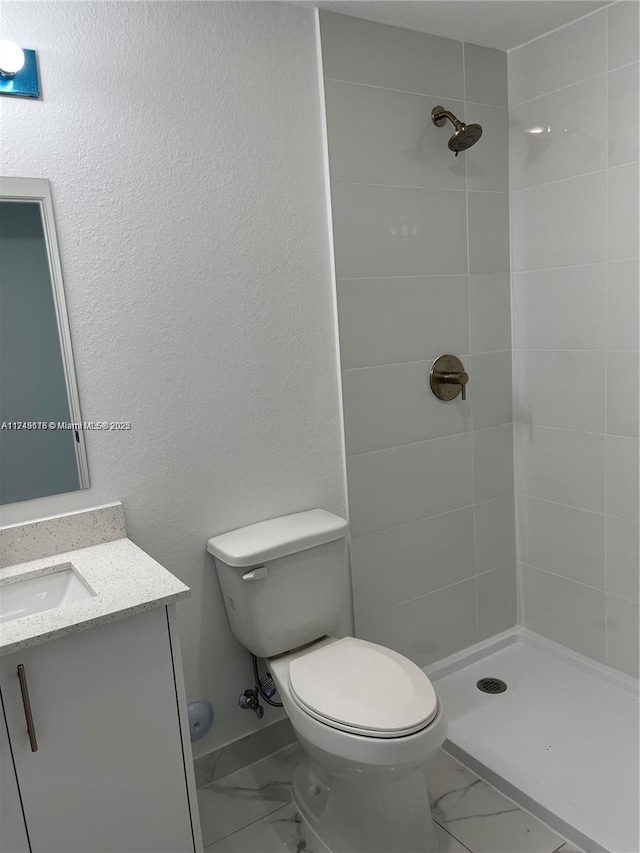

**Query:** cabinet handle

left=16, top=664, right=38, bottom=752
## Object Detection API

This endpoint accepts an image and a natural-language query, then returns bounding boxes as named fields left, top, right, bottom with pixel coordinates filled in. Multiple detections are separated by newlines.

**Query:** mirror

left=0, top=177, right=90, bottom=504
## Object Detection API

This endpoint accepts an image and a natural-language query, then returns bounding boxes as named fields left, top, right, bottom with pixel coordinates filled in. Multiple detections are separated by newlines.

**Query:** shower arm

left=432, top=108, right=464, bottom=130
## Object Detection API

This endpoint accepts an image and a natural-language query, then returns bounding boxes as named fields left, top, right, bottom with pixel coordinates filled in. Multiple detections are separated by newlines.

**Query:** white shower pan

left=426, top=627, right=639, bottom=853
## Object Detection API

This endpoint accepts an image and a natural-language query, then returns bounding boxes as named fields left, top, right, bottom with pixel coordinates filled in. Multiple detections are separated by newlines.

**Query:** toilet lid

left=288, top=637, right=438, bottom=738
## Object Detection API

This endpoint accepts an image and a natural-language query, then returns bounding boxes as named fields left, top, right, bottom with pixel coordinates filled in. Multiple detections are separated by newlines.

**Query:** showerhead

left=431, top=106, right=483, bottom=156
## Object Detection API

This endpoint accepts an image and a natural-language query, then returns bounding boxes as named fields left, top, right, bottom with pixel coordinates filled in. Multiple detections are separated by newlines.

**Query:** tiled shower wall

left=320, top=12, right=517, bottom=667
left=510, top=3, right=640, bottom=677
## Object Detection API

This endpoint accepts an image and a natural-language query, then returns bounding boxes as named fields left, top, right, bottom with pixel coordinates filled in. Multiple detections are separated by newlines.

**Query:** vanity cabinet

left=0, top=699, right=30, bottom=852
left=0, top=606, right=200, bottom=853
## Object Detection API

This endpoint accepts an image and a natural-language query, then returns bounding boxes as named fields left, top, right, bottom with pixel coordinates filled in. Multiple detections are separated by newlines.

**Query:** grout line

left=365, top=574, right=479, bottom=618
left=333, top=179, right=467, bottom=192
left=346, top=422, right=512, bottom=459
left=352, top=502, right=483, bottom=542
left=461, top=40, right=467, bottom=103
left=516, top=491, right=638, bottom=525
left=507, top=4, right=613, bottom=54
left=202, top=802, right=292, bottom=849
left=519, top=563, right=604, bottom=595
left=332, top=180, right=511, bottom=195
left=516, top=562, right=640, bottom=604
left=433, top=819, right=475, bottom=853
left=511, top=166, right=607, bottom=194
left=338, top=272, right=470, bottom=280
left=342, top=352, right=508, bottom=373
left=604, top=8, right=610, bottom=666
left=509, top=61, right=620, bottom=109
left=336, top=261, right=639, bottom=281
left=511, top=261, right=607, bottom=275
left=352, top=503, right=474, bottom=541
left=323, top=76, right=509, bottom=109
left=512, top=421, right=634, bottom=439
left=462, top=68, right=482, bottom=645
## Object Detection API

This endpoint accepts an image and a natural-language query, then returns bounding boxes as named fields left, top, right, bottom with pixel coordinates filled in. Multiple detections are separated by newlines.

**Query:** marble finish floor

left=197, top=743, right=582, bottom=853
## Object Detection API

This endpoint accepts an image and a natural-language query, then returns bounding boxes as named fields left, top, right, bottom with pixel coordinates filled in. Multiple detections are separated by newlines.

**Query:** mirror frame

left=0, top=176, right=90, bottom=491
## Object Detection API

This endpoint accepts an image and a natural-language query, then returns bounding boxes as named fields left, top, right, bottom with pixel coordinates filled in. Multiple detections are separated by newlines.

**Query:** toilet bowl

left=207, top=509, right=448, bottom=853
left=268, top=636, right=447, bottom=853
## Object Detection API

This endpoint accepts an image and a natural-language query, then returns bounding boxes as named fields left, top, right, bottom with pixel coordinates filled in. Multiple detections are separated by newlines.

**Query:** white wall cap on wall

left=207, top=509, right=349, bottom=568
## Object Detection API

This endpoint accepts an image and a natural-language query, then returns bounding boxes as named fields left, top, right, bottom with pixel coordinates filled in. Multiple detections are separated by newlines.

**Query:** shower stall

left=319, top=7, right=639, bottom=852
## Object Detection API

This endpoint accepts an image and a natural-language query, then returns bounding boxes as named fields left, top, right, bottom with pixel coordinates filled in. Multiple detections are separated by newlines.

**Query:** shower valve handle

left=438, top=370, right=469, bottom=400
left=430, top=355, right=469, bottom=402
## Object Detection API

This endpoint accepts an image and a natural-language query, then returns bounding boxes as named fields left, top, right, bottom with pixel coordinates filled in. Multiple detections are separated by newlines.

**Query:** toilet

left=207, top=509, right=447, bottom=853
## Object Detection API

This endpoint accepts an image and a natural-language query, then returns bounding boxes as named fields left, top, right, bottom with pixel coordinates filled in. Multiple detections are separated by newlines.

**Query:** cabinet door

left=0, top=699, right=30, bottom=852
left=0, top=607, right=195, bottom=853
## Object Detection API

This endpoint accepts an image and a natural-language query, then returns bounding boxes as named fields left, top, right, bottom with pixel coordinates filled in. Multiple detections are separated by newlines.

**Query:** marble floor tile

left=197, top=744, right=302, bottom=847
left=203, top=803, right=326, bottom=853
left=200, top=744, right=571, bottom=853
left=426, top=751, right=565, bottom=853
left=205, top=804, right=469, bottom=853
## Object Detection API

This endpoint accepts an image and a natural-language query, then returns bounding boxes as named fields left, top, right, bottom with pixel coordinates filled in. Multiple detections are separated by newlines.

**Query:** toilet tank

left=207, top=510, right=349, bottom=658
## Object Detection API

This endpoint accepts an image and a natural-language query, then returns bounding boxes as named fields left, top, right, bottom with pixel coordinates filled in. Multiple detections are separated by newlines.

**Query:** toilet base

left=292, top=759, right=438, bottom=853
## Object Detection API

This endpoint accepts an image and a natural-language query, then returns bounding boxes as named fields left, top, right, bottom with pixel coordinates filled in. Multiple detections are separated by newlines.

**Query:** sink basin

left=0, top=564, right=95, bottom=623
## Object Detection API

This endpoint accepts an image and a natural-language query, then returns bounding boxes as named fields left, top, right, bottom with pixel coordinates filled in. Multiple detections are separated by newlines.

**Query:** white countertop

left=0, top=537, right=190, bottom=655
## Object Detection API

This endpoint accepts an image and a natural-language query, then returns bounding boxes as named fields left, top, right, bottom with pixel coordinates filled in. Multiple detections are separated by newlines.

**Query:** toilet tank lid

left=207, top=509, right=349, bottom=567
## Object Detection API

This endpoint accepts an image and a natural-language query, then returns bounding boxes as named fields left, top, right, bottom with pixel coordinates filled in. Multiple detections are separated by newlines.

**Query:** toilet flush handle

left=242, top=566, right=268, bottom=581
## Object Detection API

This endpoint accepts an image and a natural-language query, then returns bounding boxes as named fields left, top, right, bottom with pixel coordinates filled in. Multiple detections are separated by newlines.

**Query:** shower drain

left=476, top=677, right=507, bottom=694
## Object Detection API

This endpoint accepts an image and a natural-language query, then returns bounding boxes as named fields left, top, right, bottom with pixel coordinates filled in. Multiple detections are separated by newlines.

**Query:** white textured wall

left=509, top=3, right=639, bottom=677
left=0, top=1, right=347, bottom=752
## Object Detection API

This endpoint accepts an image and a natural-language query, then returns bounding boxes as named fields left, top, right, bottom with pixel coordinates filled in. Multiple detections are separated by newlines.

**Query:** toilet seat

left=288, top=637, right=438, bottom=738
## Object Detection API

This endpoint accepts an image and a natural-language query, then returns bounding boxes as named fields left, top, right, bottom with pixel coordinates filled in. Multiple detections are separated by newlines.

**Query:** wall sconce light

left=0, top=40, right=40, bottom=98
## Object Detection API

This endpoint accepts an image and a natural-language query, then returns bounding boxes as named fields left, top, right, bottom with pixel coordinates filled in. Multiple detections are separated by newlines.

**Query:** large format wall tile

left=510, top=75, right=607, bottom=190
left=511, top=171, right=606, bottom=271
left=510, top=7, right=639, bottom=675
left=467, top=192, right=510, bottom=273
left=331, top=183, right=468, bottom=278
left=473, top=424, right=514, bottom=502
left=606, top=435, right=639, bottom=521
left=320, top=11, right=464, bottom=98
left=508, top=10, right=605, bottom=105
left=606, top=351, right=639, bottom=437
left=467, top=351, right=513, bottom=429
left=463, top=42, right=507, bottom=107
left=357, top=577, right=477, bottom=667
left=477, top=565, right=517, bottom=640
left=337, top=276, right=469, bottom=369
left=514, top=424, right=605, bottom=512
left=512, top=265, right=606, bottom=350
left=469, top=274, right=511, bottom=353
left=351, top=507, right=475, bottom=615
left=513, top=350, right=605, bottom=433
left=342, top=361, right=471, bottom=455
left=607, top=260, right=640, bottom=350
left=519, top=564, right=607, bottom=663
left=608, top=162, right=640, bottom=261
left=607, top=1, right=640, bottom=70
left=608, top=63, right=640, bottom=167
left=324, top=82, right=466, bottom=189
left=465, top=105, right=509, bottom=192
left=606, top=516, right=640, bottom=602
left=324, top=17, right=514, bottom=657
left=517, top=495, right=605, bottom=589
left=346, top=433, right=473, bottom=537
left=474, top=495, right=516, bottom=574
left=606, top=594, right=640, bottom=678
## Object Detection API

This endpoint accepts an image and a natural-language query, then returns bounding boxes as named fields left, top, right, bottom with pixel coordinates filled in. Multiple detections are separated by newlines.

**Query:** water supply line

left=252, top=654, right=283, bottom=707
